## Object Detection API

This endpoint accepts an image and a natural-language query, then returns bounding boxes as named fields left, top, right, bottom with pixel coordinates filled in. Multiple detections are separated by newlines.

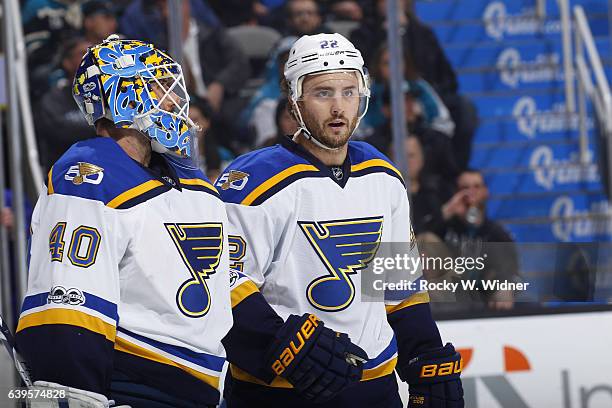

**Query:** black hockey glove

left=398, top=343, right=464, bottom=408
left=266, top=313, right=368, bottom=403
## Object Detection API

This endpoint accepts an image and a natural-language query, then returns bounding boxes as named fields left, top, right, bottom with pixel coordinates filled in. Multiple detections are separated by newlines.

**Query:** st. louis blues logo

left=165, top=223, right=223, bottom=318
left=298, top=216, right=383, bottom=311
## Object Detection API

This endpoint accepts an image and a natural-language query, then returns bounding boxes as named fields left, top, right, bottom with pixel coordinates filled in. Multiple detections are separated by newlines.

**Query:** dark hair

left=61, top=37, right=88, bottom=63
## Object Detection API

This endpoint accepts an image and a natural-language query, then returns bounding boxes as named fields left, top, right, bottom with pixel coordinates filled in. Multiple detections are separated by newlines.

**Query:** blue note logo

left=165, top=223, right=223, bottom=318
left=298, top=216, right=383, bottom=311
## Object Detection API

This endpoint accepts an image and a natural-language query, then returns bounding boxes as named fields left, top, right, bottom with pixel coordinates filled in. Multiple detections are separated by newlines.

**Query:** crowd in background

left=12, top=0, right=519, bottom=310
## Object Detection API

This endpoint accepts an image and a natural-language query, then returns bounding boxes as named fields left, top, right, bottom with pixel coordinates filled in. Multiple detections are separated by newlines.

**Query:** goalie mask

left=284, top=33, right=370, bottom=150
left=73, top=35, right=196, bottom=158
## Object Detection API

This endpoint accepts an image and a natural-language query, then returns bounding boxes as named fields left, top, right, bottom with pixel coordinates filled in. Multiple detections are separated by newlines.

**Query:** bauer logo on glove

left=271, top=314, right=320, bottom=375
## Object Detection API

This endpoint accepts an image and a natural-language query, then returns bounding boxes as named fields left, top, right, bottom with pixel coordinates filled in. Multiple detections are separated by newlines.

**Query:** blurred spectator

left=34, top=37, right=96, bottom=171
left=82, top=0, right=118, bottom=44
left=260, top=97, right=299, bottom=147
left=1, top=206, right=14, bottom=232
left=239, top=36, right=297, bottom=146
left=284, top=0, right=331, bottom=36
left=364, top=44, right=454, bottom=137
left=121, top=0, right=250, bottom=149
left=120, top=0, right=220, bottom=47
left=405, top=135, right=445, bottom=237
left=326, top=1, right=363, bottom=21
left=189, top=97, right=234, bottom=182
left=208, top=0, right=260, bottom=27
left=442, top=169, right=520, bottom=310
left=22, top=0, right=83, bottom=98
left=365, top=84, right=459, bottom=199
left=351, top=0, right=455, bottom=94
left=351, top=0, right=477, bottom=169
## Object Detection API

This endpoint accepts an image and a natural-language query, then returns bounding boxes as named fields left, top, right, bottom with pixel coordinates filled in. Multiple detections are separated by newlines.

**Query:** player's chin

left=322, top=129, right=351, bottom=148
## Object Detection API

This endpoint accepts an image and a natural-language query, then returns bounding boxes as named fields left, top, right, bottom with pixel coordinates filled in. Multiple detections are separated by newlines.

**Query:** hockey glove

left=266, top=313, right=368, bottom=403
left=28, top=381, right=131, bottom=408
left=397, top=343, right=464, bottom=408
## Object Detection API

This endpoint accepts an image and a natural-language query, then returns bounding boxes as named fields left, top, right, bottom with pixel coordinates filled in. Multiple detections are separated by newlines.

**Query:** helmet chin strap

left=291, top=99, right=343, bottom=152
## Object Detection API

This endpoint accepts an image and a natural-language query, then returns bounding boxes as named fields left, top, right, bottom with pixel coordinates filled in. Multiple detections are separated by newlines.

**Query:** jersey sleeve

left=384, top=185, right=442, bottom=368
left=15, top=191, right=127, bottom=394
left=224, top=202, right=277, bottom=287
left=222, top=270, right=284, bottom=383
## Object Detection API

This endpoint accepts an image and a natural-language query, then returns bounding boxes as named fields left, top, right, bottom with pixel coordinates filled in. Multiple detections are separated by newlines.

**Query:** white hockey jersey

left=17, top=137, right=235, bottom=403
left=218, top=137, right=426, bottom=387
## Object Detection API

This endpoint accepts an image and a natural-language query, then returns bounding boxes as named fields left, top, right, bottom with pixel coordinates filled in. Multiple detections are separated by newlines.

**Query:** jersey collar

left=280, top=136, right=351, bottom=188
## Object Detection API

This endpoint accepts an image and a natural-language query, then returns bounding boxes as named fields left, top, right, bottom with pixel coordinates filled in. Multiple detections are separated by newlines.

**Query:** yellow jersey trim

left=230, top=355, right=398, bottom=387
left=231, top=280, right=259, bottom=308
left=241, top=164, right=318, bottom=206
left=16, top=308, right=116, bottom=341
left=106, top=180, right=164, bottom=208
left=47, top=167, right=54, bottom=195
left=114, top=337, right=221, bottom=389
left=351, top=159, right=403, bottom=180
left=385, top=292, right=431, bottom=314
left=362, top=356, right=397, bottom=381
left=179, top=178, right=218, bottom=194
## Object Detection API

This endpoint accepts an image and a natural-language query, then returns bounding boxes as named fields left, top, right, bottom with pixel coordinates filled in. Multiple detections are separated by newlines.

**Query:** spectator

left=364, top=44, right=454, bottom=137
left=260, top=97, right=299, bottom=147
left=239, top=36, right=297, bottom=146
left=441, top=169, right=520, bottom=310
left=82, top=0, right=119, bottom=44
left=120, top=0, right=220, bottom=48
left=326, top=1, right=364, bottom=21
left=365, top=84, right=459, bottom=199
left=405, top=135, right=445, bottom=237
left=208, top=0, right=260, bottom=27
left=34, top=38, right=96, bottom=171
left=351, top=0, right=477, bottom=169
left=189, top=97, right=234, bottom=182
left=121, top=0, right=250, bottom=148
left=284, top=0, right=331, bottom=36
left=22, top=0, right=82, bottom=98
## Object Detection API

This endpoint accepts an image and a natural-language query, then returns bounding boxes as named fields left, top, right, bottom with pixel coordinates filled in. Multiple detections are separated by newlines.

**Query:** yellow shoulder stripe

left=107, top=180, right=164, bottom=208
left=16, top=308, right=116, bottom=341
left=115, top=337, right=220, bottom=389
left=230, top=279, right=259, bottom=308
left=351, top=159, right=403, bottom=180
left=47, top=167, right=54, bottom=195
left=179, top=178, right=218, bottom=194
left=385, top=292, right=430, bottom=314
left=241, top=164, right=318, bottom=206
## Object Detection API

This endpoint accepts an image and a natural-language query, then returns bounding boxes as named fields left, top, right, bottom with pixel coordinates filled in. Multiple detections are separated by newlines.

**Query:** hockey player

left=15, top=36, right=366, bottom=407
left=219, top=33, right=464, bottom=407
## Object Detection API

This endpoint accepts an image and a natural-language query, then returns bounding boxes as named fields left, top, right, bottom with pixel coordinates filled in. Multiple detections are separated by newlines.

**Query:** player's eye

left=314, top=89, right=332, bottom=98
left=342, top=89, right=356, bottom=97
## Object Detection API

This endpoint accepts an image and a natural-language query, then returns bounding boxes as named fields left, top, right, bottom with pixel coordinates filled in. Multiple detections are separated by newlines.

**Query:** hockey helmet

left=284, top=33, right=370, bottom=149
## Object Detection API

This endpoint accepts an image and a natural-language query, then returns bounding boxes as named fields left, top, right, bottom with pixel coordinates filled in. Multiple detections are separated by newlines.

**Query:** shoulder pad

left=48, top=137, right=169, bottom=209
left=348, top=141, right=404, bottom=186
left=217, top=144, right=318, bottom=206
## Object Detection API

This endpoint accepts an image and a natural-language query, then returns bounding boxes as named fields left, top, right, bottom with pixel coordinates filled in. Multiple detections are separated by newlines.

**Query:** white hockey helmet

left=284, top=33, right=370, bottom=150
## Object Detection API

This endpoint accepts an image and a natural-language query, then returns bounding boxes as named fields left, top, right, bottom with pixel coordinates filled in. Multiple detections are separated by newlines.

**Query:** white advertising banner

left=398, top=311, right=612, bottom=407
